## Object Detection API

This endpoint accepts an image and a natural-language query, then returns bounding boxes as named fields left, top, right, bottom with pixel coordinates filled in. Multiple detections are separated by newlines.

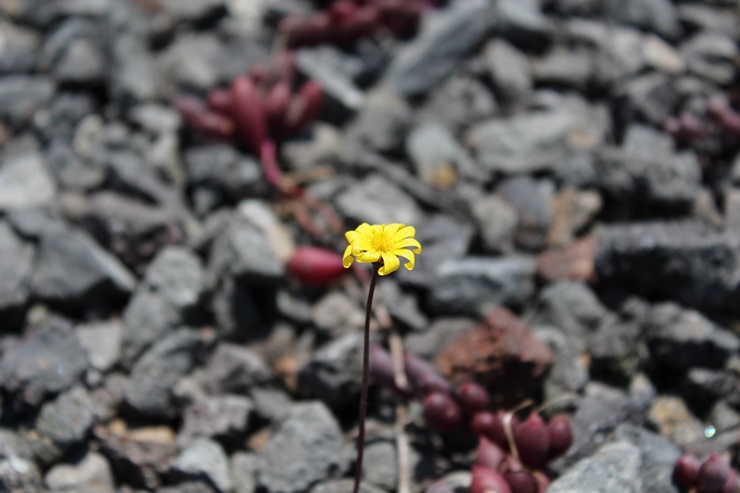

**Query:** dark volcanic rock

left=549, top=441, right=642, bottom=493
left=298, top=333, right=362, bottom=411
left=171, top=438, right=232, bottom=493
left=0, top=318, right=89, bottom=406
left=125, top=330, right=208, bottom=418
left=0, top=145, right=57, bottom=211
left=0, top=76, right=54, bottom=126
left=204, top=343, right=271, bottom=395
left=603, top=0, right=681, bottom=40
left=0, top=221, right=34, bottom=326
left=179, top=396, right=254, bottom=446
left=257, top=402, right=348, bottom=493
left=595, top=221, right=740, bottom=314
left=36, top=386, right=95, bottom=448
left=482, top=39, right=532, bottom=109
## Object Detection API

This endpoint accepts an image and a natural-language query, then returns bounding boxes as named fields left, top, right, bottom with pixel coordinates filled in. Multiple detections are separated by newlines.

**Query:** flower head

left=343, top=223, right=422, bottom=276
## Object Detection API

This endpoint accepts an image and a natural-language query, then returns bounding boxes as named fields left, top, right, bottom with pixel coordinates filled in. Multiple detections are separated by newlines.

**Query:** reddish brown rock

left=537, top=236, right=597, bottom=282
left=434, top=307, right=553, bottom=407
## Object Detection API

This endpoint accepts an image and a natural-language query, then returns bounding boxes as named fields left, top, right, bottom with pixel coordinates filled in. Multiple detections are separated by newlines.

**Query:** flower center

left=369, top=230, right=393, bottom=254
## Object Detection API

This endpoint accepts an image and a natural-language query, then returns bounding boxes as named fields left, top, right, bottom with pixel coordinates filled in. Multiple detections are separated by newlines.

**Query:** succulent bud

left=207, top=89, right=233, bottom=117
left=173, top=96, right=235, bottom=140
left=423, top=391, right=462, bottom=433
left=264, top=80, right=292, bottom=140
left=475, top=437, right=505, bottom=471
left=230, top=75, right=266, bottom=156
left=455, top=382, right=490, bottom=415
left=285, top=246, right=346, bottom=285
left=403, top=353, right=449, bottom=396
left=546, top=415, right=573, bottom=459
left=513, top=412, right=550, bottom=469
left=672, top=454, right=699, bottom=491
left=699, top=454, right=731, bottom=493
left=470, top=466, right=512, bottom=493
left=503, top=471, right=538, bottom=493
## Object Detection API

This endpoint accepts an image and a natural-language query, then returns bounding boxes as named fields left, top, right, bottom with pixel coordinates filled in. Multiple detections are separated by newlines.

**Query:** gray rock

left=313, top=291, right=364, bottom=340
left=45, top=451, right=115, bottom=493
left=549, top=441, right=642, bottom=493
left=469, top=193, right=518, bottom=253
left=231, top=452, right=258, bottom=493
left=642, top=35, right=685, bottom=74
left=0, top=21, right=40, bottom=74
left=121, top=291, right=180, bottom=367
left=493, top=0, right=553, bottom=50
left=0, top=76, right=54, bottom=125
left=53, top=38, right=105, bottom=84
left=185, top=144, right=265, bottom=206
left=335, top=174, right=424, bottom=226
left=31, top=226, right=135, bottom=310
left=172, top=438, right=232, bottom=493
left=204, top=343, right=271, bottom=395
left=645, top=303, right=740, bottom=371
left=428, top=256, right=536, bottom=316
left=110, top=34, right=160, bottom=102
left=379, top=280, right=428, bottom=332
left=0, top=319, right=89, bottom=406
left=158, top=34, right=221, bottom=93
left=603, top=0, right=681, bottom=40
left=681, top=32, right=738, bottom=85
left=309, top=480, right=386, bottom=493
left=595, top=221, right=740, bottom=314
left=296, top=46, right=365, bottom=114
left=417, top=75, right=497, bottom=131
left=534, top=326, right=588, bottom=400
left=179, top=396, right=254, bottom=445
left=678, top=4, right=740, bottom=41
left=498, top=176, right=553, bottom=250
left=532, top=48, right=593, bottom=89
left=36, top=386, right=95, bottom=447
left=125, top=330, right=207, bottom=418
left=298, top=333, right=362, bottom=411
left=619, top=73, right=679, bottom=125
left=0, top=454, right=43, bottom=493
left=406, top=123, right=480, bottom=187
left=159, top=481, right=218, bottom=493
left=249, top=387, right=292, bottom=423
left=482, top=40, right=532, bottom=109
left=158, top=0, right=225, bottom=24
left=0, top=147, right=56, bottom=211
left=46, top=139, right=106, bottom=191
left=363, top=441, right=397, bottom=491
left=346, top=90, right=412, bottom=154
left=682, top=368, right=740, bottom=409
left=589, top=314, right=643, bottom=385
left=211, top=278, right=269, bottom=342
left=386, top=0, right=492, bottom=96
left=142, top=246, right=205, bottom=316
left=76, top=320, right=122, bottom=372
left=614, top=424, right=682, bottom=493
left=257, top=402, right=347, bottom=493
left=0, top=221, right=34, bottom=321
left=469, top=106, right=606, bottom=175
left=405, top=318, right=476, bottom=360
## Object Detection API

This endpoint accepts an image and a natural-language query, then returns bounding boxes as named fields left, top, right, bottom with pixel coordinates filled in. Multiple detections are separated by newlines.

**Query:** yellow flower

left=343, top=223, right=422, bottom=276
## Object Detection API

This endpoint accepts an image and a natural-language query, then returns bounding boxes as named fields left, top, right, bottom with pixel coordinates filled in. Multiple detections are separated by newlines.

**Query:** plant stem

left=352, top=264, right=380, bottom=493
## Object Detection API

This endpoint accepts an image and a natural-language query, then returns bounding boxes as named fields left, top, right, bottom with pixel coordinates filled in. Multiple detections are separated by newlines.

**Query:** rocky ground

left=1, top=0, right=740, bottom=492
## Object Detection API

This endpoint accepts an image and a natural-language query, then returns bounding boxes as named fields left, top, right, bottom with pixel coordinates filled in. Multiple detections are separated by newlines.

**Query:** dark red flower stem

left=353, top=264, right=380, bottom=493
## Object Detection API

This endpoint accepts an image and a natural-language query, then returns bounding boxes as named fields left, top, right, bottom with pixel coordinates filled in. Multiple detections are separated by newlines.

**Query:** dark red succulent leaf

left=455, top=381, right=490, bottom=415
left=724, top=469, right=739, bottom=493
left=503, top=471, right=538, bottom=493
left=546, top=415, right=573, bottom=460
left=472, top=412, right=498, bottom=439
left=423, top=391, right=463, bottom=433
left=206, top=89, right=233, bottom=117
left=499, top=454, right=524, bottom=475
left=285, top=80, right=324, bottom=137
left=230, top=75, right=266, bottom=155
left=368, top=344, right=410, bottom=395
left=264, top=80, right=292, bottom=140
left=699, top=454, right=731, bottom=493
left=403, top=352, right=450, bottom=396
left=285, top=246, right=346, bottom=285
left=173, top=96, right=235, bottom=140
left=475, top=437, right=505, bottom=471
left=672, top=455, right=700, bottom=491
left=329, top=0, right=357, bottom=23
left=470, top=466, right=512, bottom=493
left=513, top=412, right=550, bottom=469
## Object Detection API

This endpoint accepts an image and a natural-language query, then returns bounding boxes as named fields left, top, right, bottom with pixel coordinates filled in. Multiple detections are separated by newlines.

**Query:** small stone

left=36, top=386, right=95, bottom=447
left=0, top=454, right=43, bottom=493
left=0, top=76, right=54, bottom=125
left=498, top=176, right=554, bottom=250
left=603, top=0, right=681, bottom=40
left=363, top=441, right=397, bottom=491
left=142, top=246, right=205, bottom=317
left=681, top=32, right=738, bottom=85
left=642, top=35, right=685, bottom=74
left=257, top=402, right=347, bottom=493
left=346, top=90, right=412, bottom=154
left=537, top=236, right=597, bottom=282
left=298, top=333, right=362, bottom=411
left=534, top=326, right=588, bottom=400
left=648, top=396, right=705, bottom=448
left=548, top=441, right=642, bottom=493
left=406, top=122, right=479, bottom=188
left=469, top=193, right=518, bottom=253
left=417, top=75, right=497, bottom=131
left=231, top=452, right=258, bottom=493
left=405, top=318, right=477, bottom=361
left=309, top=479, right=386, bottom=493
left=158, top=0, right=225, bottom=24
left=185, top=144, right=265, bottom=206
left=428, top=256, right=536, bottom=316
left=682, top=368, right=740, bottom=409
left=0, top=221, right=34, bottom=323
left=110, top=35, right=160, bottom=102
left=494, top=0, right=553, bottom=50
left=0, top=21, right=40, bottom=74
left=45, top=451, right=115, bottom=493
left=335, top=174, right=424, bottom=226
left=0, top=147, right=56, bottom=211
left=172, top=438, right=232, bottom=493
left=482, top=40, right=532, bottom=109
left=619, top=72, right=679, bottom=125
left=205, top=343, right=271, bottom=395
left=385, top=0, right=492, bottom=96
left=532, top=48, right=593, bottom=89
left=179, top=396, right=254, bottom=446
left=53, top=38, right=105, bottom=84
left=282, top=124, right=350, bottom=173
left=76, top=320, right=122, bottom=372
left=589, top=314, right=643, bottom=385
left=0, top=319, right=89, bottom=406
left=295, top=46, right=365, bottom=114
left=379, top=280, right=428, bottom=332
left=121, top=291, right=180, bottom=368
left=434, top=307, right=553, bottom=407
left=125, top=330, right=207, bottom=418
left=312, top=291, right=364, bottom=340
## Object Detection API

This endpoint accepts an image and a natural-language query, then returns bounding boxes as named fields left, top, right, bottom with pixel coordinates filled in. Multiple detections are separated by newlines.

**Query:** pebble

left=45, top=451, right=115, bottom=493
left=172, top=438, right=232, bottom=493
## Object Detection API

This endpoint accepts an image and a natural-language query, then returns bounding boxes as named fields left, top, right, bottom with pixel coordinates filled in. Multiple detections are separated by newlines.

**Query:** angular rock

left=434, top=307, right=553, bottom=407
left=53, top=38, right=105, bottom=84
left=494, top=0, right=553, bottom=50
left=0, top=318, right=89, bottom=406
left=179, top=396, right=254, bottom=446
left=427, top=256, right=536, bottom=316
left=644, top=303, right=740, bottom=371
left=595, top=221, right=740, bottom=313
left=417, top=75, right=497, bottom=131
left=482, top=39, right=532, bottom=109
left=110, top=35, right=160, bottom=103
left=385, top=0, right=492, bottom=96
left=379, top=280, right=428, bottom=332
left=642, top=34, right=685, bottom=74
left=406, top=123, right=480, bottom=188
left=125, top=330, right=207, bottom=418
left=0, top=21, right=40, bottom=74
left=312, top=291, right=364, bottom=340
left=0, top=454, right=43, bottom=493
left=335, top=174, right=424, bottom=226
left=604, top=0, right=680, bottom=40
left=45, top=451, right=115, bottom=493
left=648, top=396, right=704, bottom=447
left=619, top=72, right=679, bottom=125
left=534, top=326, right=588, bottom=400
left=231, top=452, right=258, bottom=493
left=31, top=226, right=135, bottom=311
left=36, top=386, right=95, bottom=447
left=681, top=32, right=738, bottom=85
left=172, top=439, right=232, bottom=493
left=682, top=368, right=740, bottom=409
left=532, top=48, right=593, bottom=89
left=469, top=193, right=518, bottom=253
left=142, top=246, right=205, bottom=317
left=0, top=76, right=54, bottom=125
left=547, top=188, right=601, bottom=247
left=0, top=221, right=34, bottom=324
left=76, top=320, right=122, bottom=372
left=549, top=441, right=642, bottom=493
left=205, top=343, right=271, bottom=395
left=309, top=480, right=386, bottom=493
left=185, top=144, right=265, bottom=207
left=257, top=402, right=347, bottom=493
left=589, top=313, right=643, bottom=385
left=405, top=318, right=477, bottom=361
left=299, top=333, right=362, bottom=411
left=498, top=176, right=554, bottom=250
left=121, top=291, right=180, bottom=368
left=0, top=146, right=56, bottom=211
left=363, top=441, right=397, bottom=491
left=537, top=236, right=597, bottom=282
left=346, top=90, right=412, bottom=154
left=295, top=46, right=365, bottom=115
left=613, top=424, right=681, bottom=493
left=46, top=139, right=106, bottom=191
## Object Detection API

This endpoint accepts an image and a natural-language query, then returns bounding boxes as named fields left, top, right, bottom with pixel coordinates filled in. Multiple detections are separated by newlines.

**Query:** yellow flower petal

left=356, top=223, right=373, bottom=235
left=394, top=238, right=421, bottom=254
left=393, top=226, right=416, bottom=242
left=393, top=249, right=415, bottom=270
left=379, top=252, right=400, bottom=276
left=342, top=244, right=355, bottom=268
left=356, top=250, right=381, bottom=263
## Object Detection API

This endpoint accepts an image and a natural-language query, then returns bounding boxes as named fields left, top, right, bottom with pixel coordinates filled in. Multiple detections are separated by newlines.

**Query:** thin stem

left=352, top=264, right=380, bottom=493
